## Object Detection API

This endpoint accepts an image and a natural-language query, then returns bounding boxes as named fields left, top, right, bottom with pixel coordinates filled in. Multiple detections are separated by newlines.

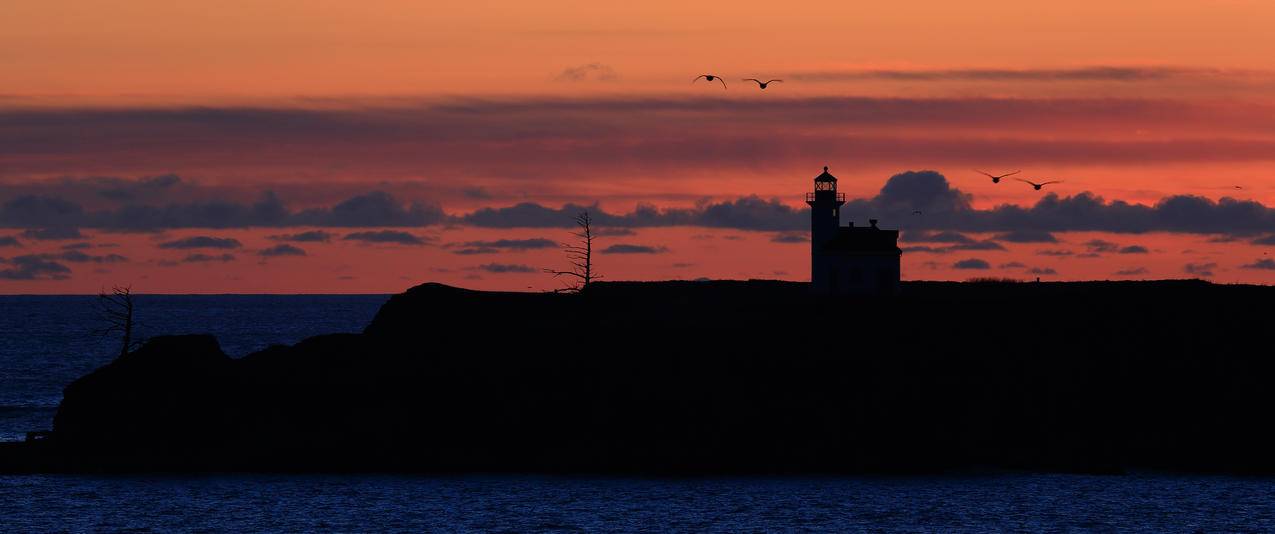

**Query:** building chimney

left=869, top=219, right=879, bottom=229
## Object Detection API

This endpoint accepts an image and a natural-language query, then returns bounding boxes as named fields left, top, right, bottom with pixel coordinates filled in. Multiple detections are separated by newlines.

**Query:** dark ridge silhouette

left=4, top=279, right=1275, bottom=475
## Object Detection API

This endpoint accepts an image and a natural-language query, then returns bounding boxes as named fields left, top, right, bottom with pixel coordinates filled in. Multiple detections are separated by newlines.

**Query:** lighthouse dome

left=814, top=166, right=837, bottom=183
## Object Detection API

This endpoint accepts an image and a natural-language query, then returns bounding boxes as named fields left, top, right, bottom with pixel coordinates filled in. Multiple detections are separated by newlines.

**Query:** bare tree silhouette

left=96, top=285, right=142, bottom=358
left=545, top=212, right=599, bottom=292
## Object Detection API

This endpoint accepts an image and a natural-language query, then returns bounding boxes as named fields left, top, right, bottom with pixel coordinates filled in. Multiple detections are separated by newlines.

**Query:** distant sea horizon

left=5, top=276, right=1270, bottom=298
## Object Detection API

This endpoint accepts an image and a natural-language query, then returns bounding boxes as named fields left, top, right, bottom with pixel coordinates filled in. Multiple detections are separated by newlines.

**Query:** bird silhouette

left=693, top=75, right=727, bottom=89
left=743, top=78, right=783, bottom=89
left=1017, top=178, right=1063, bottom=190
left=975, top=169, right=1020, bottom=184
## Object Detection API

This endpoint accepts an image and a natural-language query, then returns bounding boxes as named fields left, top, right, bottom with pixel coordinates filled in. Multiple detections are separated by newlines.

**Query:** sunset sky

left=2, top=0, right=1275, bottom=292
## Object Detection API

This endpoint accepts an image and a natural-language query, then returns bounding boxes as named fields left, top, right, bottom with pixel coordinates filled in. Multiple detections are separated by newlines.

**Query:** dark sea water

left=3, top=295, right=1275, bottom=531
left=4, top=473, right=1275, bottom=531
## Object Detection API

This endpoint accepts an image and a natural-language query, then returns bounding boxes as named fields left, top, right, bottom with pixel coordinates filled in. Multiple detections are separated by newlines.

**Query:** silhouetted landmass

left=4, top=279, right=1275, bottom=474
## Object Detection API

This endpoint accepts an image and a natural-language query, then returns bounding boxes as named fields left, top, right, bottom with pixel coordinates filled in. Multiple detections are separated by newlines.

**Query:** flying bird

left=975, top=169, right=1021, bottom=184
left=1017, top=178, right=1063, bottom=190
left=743, top=78, right=783, bottom=89
left=693, top=74, right=727, bottom=89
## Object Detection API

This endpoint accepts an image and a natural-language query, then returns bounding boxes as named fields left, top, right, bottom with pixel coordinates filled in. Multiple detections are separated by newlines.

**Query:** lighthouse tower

left=807, top=166, right=845, bottom=290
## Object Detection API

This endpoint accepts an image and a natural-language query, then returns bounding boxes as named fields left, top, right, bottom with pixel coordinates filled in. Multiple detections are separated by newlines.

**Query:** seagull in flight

left=743, top=78, right=783, bottom=89
left=975, top=169, right=1021, bottom=184
left=693, top=74, right=727, bottom=89
left=1017, top=178, right=1063, bottom=191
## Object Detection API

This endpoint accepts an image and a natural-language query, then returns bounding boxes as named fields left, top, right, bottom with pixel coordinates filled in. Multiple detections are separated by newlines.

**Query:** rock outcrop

left=7, top=279, right=1275, bottom=474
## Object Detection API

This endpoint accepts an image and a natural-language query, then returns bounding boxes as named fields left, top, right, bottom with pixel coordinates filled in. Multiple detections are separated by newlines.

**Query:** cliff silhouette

left=4, top=279, right=1275, bottom=474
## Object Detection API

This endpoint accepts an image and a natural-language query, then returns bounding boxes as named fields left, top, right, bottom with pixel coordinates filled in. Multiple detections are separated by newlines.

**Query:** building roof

left=821, top=225, right=901, bottom=255
left=814, top=166, right=837, bottom=183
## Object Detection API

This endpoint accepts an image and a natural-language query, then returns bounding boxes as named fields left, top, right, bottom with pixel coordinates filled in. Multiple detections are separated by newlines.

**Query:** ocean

left=3, top=294, right=1275, bottom=531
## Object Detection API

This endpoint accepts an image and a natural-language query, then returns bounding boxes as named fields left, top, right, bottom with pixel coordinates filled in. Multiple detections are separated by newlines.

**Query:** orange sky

left=2, top=1, right=1274, bottom=292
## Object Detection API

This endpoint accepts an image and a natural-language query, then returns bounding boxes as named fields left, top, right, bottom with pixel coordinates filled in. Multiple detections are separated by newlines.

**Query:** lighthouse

left=806, top=166, right=845, bottom=287
left=806, top=166, right=902, bottom=295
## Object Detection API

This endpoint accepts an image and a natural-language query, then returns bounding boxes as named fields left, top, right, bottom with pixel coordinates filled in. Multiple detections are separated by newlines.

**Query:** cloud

left=1028, top=267, right=1058, bottom=275
left=0, top=236, right=19, bottom=247
left=461, top=196, right=807, bottom=231
left=999, top=261, right=1026, bottom=268
left=1036, top=249, right=1074, bottom=257
left=1241, top=258, right=1275, bottom=270
left=61, top=242, right=91, bottom=249
left=0, top=183, right=444, bottom=232
left=874, top=171, right=974, bottom=213
left=1116, top=267, right=1150, bottom=276
left=342, top=230, right=428, bottom=245
left=465, top=170, right=1275, bottom=236
left=770, top=232, right=809, bottom=244
left=594, top=227, right=636, bottom=236
left=1252, top=235, right=1275, bottom=245
left=21, top=227, right=84, bottom=240
left=902, top=231, right=975, bottom=244
left=157, top=236, right=242, bottom=249
left=295, top=191, right=445, bottom=227
left=258, top=244, right=306, bottom=257
left=53, top=250, right=127, bottom=263
left=600, top=244, right=669, bottom=254
left=476, top=263, right=537, bottom=273
left=903, top=239, right=1003, bottom=254
left=461, top=186, right=493, bottom=200
left=95, top=173, right=182, bottom=201
left=901, top=246, right=945, bottom=254
left=952, top=258, right=990, bottom=269
left=950, top=241, right=1006, bottom=251
left=555, top=63, right=619, bottom=82
left=860, top=172, right=1275, bottom=236
left=450, top=238, right=557, bottom=255
left=7, top=97, right=1275, bottom=187
left=1119, top=245, right=1149, bottom=254
left=1083, top=239, right=1122, bottom=253
left=182, top=253, right=236, bottom=263
left=0, top=255, right=72, bottom=280
left=992, top=230, right=1058, bottom=243
left=268, top=231, right=333, bottom=243
left=787, top=66, right=1246, bottom=82
left=1184, top=262, right=1217, bottom=277
left=2, top=170, right=1275, bottom=238
left=1, top=196, right=83, bottom=229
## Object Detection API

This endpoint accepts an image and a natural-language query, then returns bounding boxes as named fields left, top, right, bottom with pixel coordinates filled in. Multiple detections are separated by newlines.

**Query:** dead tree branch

left=95, top=285, right=142, bottom=358
left=544, top=211, right=599, bottom=292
